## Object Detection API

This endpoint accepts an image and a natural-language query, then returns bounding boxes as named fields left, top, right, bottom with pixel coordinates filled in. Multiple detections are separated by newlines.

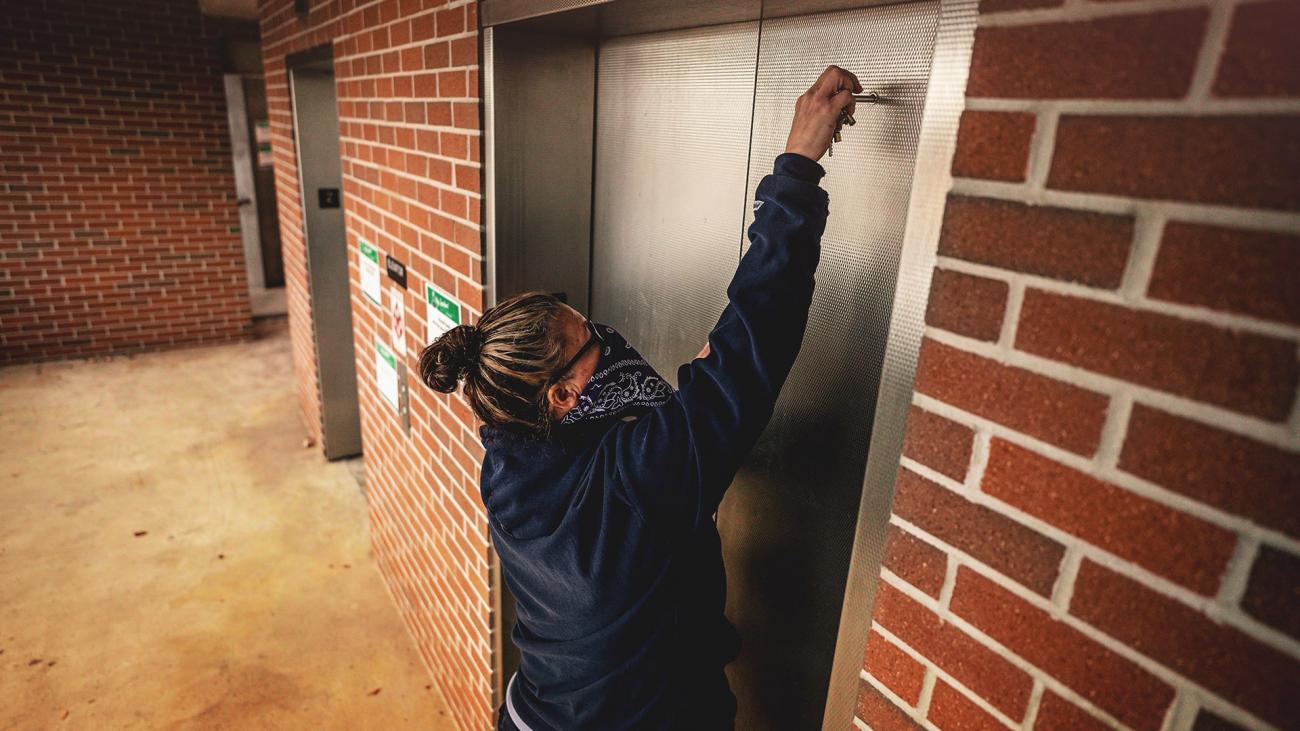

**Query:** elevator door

left=591, top=23, right=757, bottom=366
left=290, top=68, right=363, bottom=460
left=727, top=5, right=939, bottom=729
left=587, top=3, right=938, bottom=729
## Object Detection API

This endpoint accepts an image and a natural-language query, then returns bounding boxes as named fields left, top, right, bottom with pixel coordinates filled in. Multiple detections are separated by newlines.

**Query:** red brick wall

left=857, top=1, right=1299, bottom=730
left=257, top=1, right=490, bottom=728
left=0, top=0, right=252, bottom=364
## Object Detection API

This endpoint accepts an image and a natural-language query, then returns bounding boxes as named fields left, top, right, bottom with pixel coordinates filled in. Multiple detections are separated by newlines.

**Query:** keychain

left=827, top=109, right=855, bottom=158
left=827, top=92, right=880, bottom=158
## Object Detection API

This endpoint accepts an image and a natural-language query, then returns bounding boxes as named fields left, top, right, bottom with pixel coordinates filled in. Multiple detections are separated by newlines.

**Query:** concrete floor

left=0, top=322, right=456, bottom=730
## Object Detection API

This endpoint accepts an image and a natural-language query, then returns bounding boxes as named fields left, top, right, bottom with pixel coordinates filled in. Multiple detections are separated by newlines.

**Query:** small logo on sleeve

left=752, top=200, right=764, bottom=212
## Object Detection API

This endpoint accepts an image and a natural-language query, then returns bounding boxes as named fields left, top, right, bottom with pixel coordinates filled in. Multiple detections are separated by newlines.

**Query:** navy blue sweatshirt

left=481, top=153, right=829, bottom=730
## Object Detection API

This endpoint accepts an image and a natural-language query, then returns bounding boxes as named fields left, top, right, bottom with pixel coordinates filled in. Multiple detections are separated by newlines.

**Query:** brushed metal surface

left=481, top=29, right=507, bottom=714
left=483, top=27, right=498, bottom=309
left=289, top=68, right=362, bottom=460
left=483, top=27, right=598, bottom=710
left=487, top=0, right=760, bottom=37
left=820, top=2, right=977, bottom=727
left=486, top=27, right=596, bottom=311
left=488, top=0, right=923, bottom=37
left=589, top=22, right=758, bottom=378
left=720, top=4, right=939, bottom=729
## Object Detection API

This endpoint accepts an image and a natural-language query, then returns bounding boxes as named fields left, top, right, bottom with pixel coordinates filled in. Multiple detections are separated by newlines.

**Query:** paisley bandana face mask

left=558, top=322, right=675, bottom=427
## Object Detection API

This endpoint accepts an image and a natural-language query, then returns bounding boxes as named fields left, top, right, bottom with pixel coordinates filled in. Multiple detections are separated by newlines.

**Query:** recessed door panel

left=590, top=23, right=758, bottom=375
left=490, top=28, right=595, bottom=311
left=719, top=3, right=939, bottom=729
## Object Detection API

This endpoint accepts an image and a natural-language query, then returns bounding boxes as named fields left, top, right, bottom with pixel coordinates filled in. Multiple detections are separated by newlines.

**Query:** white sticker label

left=425, top=284, right=461, bottom=344
left=359, top=240, right=382, bottom=306
left=375, top=340, right=399, bottom=411
left=388, top=288, right=406, bottom=357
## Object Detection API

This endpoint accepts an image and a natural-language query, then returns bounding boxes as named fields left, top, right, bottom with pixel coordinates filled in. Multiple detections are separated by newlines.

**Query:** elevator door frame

left=288, top=49, right=364, bottom=461
left=223, top=74, right=267, bottom=293
left=481, top=2, right=978, bottom=728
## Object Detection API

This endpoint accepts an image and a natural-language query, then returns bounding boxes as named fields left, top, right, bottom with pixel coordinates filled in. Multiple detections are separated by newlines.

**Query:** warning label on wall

left=359, top=240, right=382, bottom=306
left=375, top=340, right=399, bottom=411
left=426, top=284, right=461, bottom=344
left=388, top=288, right=406, bottom=357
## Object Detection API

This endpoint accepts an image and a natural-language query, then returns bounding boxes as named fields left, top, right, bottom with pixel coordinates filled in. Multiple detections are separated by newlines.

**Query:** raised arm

left=610, top=66, right=861, bottom=534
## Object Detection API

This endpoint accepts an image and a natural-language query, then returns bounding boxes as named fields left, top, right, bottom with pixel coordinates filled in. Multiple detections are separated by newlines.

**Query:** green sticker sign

left=359, top=240, right=382, bottom=306
left=425, top=284, right=461, bottom=342
left=375, top=340, right=399, bottom=410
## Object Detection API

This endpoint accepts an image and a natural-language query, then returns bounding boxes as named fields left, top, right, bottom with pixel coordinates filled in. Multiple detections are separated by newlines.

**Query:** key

left=827, top=89, right=876, bottom=157
left=828, top=108, right=850, bottom=158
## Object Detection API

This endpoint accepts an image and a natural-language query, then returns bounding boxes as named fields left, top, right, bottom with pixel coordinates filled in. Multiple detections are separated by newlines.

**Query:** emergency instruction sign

left=359, top=240, right=382, bottom=306
left=387, top=288, right=406, bottom=357
left=375, top=340, right=400, bottom=411
left=426, top=284, right=461, bottom=343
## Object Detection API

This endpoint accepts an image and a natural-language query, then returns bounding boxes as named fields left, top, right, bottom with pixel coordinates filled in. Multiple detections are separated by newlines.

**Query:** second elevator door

left=590, top=3, right=939, bottom=728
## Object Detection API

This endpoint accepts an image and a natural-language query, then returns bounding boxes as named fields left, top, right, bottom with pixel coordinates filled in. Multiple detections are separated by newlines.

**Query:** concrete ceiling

left=199, top=0, right=259, bottom=20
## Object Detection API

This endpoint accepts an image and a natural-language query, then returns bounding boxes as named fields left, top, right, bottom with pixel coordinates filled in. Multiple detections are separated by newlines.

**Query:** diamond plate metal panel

left=590, top=23, right=759, bottom=378
left=821, top=2, right=979, bottom=727
left=719, top=4, right=940, bottom=729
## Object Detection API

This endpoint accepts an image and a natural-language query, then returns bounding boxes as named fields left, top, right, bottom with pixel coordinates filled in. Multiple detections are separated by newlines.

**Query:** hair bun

left=419, top=324, right=483, bottom=393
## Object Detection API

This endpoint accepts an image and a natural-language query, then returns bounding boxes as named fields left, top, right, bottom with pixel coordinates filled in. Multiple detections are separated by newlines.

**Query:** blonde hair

left=418, top=291, right=567, bottom=435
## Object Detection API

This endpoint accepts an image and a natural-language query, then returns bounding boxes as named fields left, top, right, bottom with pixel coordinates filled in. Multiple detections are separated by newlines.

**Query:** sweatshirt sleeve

left=608, top=152, right=829, bottom=534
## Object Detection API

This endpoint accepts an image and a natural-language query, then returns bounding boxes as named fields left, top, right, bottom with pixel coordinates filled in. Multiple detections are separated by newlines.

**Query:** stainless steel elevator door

left=590, top=23, right=757, bottom=378
left=723, top=4, right=939, bottom=729
left=585, top=3, right=939, bottom=728
left=290, top=69, right=363, bottom=460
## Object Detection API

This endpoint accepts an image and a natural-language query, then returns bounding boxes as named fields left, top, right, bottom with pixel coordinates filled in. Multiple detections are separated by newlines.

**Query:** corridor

left=0, top=322, right=455, bottom=730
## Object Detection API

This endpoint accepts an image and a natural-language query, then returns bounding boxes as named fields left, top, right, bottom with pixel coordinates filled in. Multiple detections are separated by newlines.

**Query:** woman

left=420, top=66, right=861, bottom=730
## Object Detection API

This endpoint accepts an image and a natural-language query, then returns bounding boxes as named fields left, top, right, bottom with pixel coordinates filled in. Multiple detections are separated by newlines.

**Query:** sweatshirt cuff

left=773, top=152, right=826, bottom=184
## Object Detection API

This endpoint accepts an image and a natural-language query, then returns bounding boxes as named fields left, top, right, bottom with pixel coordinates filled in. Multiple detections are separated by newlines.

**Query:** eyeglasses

left=549, top=318, right=605, bottom=385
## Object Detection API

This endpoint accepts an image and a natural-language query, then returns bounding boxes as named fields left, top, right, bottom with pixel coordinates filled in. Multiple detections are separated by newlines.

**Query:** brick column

left=258, top=1, right=491, bottom=728
left=855, top=1, right=1300, bottom=729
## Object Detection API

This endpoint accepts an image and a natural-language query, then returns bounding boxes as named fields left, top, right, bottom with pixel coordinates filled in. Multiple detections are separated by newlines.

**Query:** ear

left=547, top=378, right=581, bottom=420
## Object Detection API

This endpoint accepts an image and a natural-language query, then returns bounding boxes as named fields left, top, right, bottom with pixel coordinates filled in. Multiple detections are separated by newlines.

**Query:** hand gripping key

left=827, top=92, right=881, bottom=159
